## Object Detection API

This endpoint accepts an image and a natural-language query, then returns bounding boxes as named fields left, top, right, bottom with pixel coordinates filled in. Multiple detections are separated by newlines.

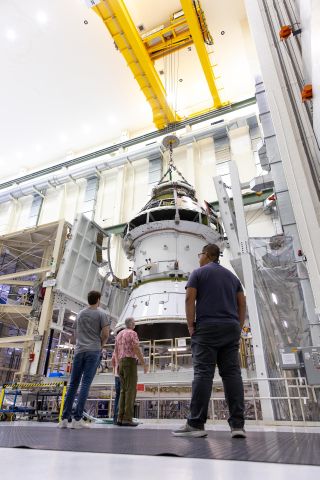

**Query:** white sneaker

left=231, top=428, right=246, bottom=438
left=58, top=419, right=68, bottom=429
left=71, top=419, right=91, bottom=429
left=172, top=423, right=207, bottom=438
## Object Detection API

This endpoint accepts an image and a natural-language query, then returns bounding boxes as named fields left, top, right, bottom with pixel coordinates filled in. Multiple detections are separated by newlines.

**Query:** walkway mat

left=0, top=425, right=319, bottom=466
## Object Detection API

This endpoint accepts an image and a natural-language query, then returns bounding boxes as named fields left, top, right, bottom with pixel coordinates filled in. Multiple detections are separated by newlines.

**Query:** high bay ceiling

left=0, top=0, right=259, bottom=181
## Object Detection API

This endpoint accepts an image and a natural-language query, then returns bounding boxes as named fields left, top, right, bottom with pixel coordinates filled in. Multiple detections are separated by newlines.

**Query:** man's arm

left=237, top=291, right=246, bottom=330
left=185, top=287, right=197, bottom=336
left=100, top=325, right=110, bottom=348
left=133, top=344, right=148, bottom=373
left=111, top=352, right=116, bottom=368
left=111, top=351, right=118, bottom=375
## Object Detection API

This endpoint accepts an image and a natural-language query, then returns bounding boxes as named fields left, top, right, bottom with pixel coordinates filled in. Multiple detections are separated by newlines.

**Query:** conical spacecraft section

left=116, top=137, right=224, bottom=340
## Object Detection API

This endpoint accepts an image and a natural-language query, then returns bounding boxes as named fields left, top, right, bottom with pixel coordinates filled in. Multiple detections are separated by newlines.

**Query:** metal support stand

left=229, top=161, right=274, bottom=421
left=213, top=176, right=240, bottom=259
left=43, top=329, right=54, bottom=377
left=30, top=220, right=67, bottom=376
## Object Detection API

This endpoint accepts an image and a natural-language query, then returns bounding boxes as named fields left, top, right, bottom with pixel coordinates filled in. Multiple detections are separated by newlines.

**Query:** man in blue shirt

left=173, top=244, right=246, bottom=438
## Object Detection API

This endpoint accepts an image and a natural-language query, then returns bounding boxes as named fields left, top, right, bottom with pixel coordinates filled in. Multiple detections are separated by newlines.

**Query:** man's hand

left=143, top=364, right=149, bottom=374
left=100, top=325, right=110, bottom=348
left=188, top=325, right=195, bottom=337
left=186, top=287, right=197, bottom=337
left=237, top=292, right=246, bottom=330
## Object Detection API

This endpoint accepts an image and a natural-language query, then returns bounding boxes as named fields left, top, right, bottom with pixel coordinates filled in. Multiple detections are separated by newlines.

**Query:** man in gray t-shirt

left=59, top=290, right=110, bottom=429
left=75, top=307, right=110, bottom=354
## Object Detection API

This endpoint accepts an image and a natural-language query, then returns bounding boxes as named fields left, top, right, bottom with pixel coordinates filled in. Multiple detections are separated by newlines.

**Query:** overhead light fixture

left=36, top=11, right=48, bottom=25
left=271, top=293, right=278, bottom=304
left=5, top=29, right=17, bottom=42
left=69, top=315, right=76, bottom=321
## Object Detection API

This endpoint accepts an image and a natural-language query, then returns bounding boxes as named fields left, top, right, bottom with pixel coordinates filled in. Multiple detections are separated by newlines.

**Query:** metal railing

left=87, top=376, right=320, bottom=424
left=75, top=336, right=256, bottom=376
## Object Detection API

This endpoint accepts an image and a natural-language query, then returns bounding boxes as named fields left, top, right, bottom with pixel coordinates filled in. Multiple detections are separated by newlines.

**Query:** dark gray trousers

left=188, top=322, right=245, bottom=429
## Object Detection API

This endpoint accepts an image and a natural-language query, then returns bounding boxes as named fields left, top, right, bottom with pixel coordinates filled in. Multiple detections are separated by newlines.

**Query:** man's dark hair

left=203, top=244, right=220, bottom=262
left=87, top=290, right=101, bottom=305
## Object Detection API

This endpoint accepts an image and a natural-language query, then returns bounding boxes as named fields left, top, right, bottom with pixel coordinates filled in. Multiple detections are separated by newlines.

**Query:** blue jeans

left=62, top=350, right=100, bottom=421
left=188, top=322, right=245, bottom=429
left=113, top=376, right=121, bottom=423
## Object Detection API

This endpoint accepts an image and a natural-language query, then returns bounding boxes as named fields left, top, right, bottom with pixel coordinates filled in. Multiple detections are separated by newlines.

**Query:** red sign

left=136, top=384, right=145, bottom=392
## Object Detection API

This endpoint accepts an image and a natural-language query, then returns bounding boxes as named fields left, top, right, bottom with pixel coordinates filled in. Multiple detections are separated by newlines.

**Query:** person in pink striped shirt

left=114, top=318, right=148, bottom=426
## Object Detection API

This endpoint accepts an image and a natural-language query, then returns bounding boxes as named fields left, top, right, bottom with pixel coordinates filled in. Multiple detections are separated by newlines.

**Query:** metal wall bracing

left=81, top=176, right=100, bottom=220
left=245, top=0, right=320, bottom=323
left=148, top=155, right=163, bottom=189
left=255, top=77, right=320, bottom=345
left=28, top=194, right=44, bottom=228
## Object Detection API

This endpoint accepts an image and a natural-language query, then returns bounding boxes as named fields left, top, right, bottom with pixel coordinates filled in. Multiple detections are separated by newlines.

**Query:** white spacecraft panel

left=55, top=214, right=107, bottom=305
left=118, top=280, right=187, bottom=325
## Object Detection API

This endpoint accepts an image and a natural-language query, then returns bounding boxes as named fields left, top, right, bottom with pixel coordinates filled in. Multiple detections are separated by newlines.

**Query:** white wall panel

left=64, top=180, right=86, bottom=224
left=97, top=169, right=118, bottom=228
left=195, top=138, right=217, bottom=204
left=10, top=196, right=33, bottom=231
left=246, top=205, right=276, bottom=237
left=126, top=158, right=149, bottom=221
left=229, top=126, right=257, bottom=183
left=0, top=202, right=15, bottom=235
left=38, top=187, right=63, bottom=225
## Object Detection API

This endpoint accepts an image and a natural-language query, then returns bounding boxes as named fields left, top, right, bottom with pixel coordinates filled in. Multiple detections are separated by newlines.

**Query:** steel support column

left=230, top=161, right=274, bottom=421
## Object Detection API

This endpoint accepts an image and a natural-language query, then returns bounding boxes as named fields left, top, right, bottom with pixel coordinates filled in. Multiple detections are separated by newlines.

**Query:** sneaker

left=121, top=421, right=139, bottom=427
left=58, top=419, right=68, bottom=429
left=172, top=423, right=207, bottom=438
left=71, top=419, right=91, bottom=429
left=231, top=428, right=246, bottom=438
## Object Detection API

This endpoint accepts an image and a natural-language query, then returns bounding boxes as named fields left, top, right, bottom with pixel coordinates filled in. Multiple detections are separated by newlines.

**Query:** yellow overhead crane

left=90, top=0, right=226, bottom=129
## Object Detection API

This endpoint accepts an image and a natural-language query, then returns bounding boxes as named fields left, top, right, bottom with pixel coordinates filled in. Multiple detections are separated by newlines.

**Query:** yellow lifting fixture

left=180, top=0, right=222, bottom=109
left=92, top=0, right=178, bottom=129
left=90, top=0, right=226, bottom=129
left=141, top=11, right=193, bottom=61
